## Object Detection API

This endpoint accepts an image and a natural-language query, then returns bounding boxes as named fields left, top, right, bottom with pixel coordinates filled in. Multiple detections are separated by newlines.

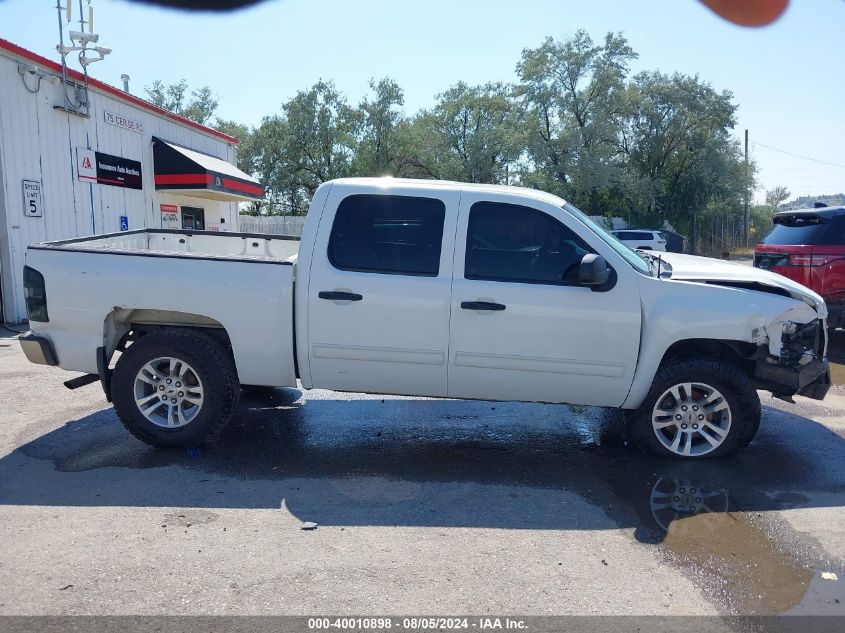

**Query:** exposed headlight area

left=778, top=319, right=823, bottom=367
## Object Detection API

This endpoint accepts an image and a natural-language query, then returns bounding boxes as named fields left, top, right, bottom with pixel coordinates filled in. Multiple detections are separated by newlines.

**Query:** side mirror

left=578, top=254, right=610, bottom=286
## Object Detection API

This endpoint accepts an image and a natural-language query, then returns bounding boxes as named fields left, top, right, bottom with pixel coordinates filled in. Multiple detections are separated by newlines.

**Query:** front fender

left=622, top=275, right=821, bottom=409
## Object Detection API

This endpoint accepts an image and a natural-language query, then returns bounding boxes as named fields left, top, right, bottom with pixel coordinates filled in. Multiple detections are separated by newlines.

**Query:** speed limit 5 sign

left=22, top=179, right=42, bottom=217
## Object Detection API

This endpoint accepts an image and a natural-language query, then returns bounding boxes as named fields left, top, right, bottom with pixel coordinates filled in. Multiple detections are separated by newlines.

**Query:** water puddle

left=648, top=476, right=843, bottom=615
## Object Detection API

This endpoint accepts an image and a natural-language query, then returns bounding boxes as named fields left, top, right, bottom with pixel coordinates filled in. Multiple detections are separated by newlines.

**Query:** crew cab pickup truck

left=20, top=178, right=831, bottom=459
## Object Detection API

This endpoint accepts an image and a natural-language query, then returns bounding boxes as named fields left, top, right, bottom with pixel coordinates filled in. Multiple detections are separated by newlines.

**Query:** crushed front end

left=752, top=318, right=831, bottom=401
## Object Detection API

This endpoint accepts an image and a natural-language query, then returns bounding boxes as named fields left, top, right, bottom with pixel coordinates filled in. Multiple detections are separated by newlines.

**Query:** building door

left=181, top=206, right=205, bottom=230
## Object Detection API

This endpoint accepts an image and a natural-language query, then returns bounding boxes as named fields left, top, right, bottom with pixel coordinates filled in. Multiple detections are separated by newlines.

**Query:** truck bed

left=25, top=228, right=299, bottom=387
left=32, top=228, right=300, bottom=263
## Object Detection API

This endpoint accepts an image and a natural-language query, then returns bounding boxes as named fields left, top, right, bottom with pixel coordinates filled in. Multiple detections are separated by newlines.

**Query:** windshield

left=562, top=202, right=653, bottom=276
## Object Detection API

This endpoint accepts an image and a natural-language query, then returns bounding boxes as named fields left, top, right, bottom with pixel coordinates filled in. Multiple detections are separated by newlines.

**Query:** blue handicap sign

left=119, top=215, right=129, bottom=231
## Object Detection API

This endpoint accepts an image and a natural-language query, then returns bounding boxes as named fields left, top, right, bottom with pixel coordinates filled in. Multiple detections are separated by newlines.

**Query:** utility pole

left=691, top=206, right=697, bottom=255
left=744, top=129, right=749, bottom=247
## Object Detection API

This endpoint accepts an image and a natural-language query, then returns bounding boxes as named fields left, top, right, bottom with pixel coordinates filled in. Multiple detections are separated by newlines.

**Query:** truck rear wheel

left=628, top=357, right=761, bottom=458
left=111, top=329, right=239, bottom=447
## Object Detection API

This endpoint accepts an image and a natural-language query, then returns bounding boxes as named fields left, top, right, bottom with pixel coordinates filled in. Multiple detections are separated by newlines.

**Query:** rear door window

left=465, top=201, right=593, bottom=284
left=329, top=194, right=446, bottom=276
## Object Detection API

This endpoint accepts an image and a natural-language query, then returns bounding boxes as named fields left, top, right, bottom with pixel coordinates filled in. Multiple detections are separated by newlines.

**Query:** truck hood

left=659, top=252, right=827, bottom=318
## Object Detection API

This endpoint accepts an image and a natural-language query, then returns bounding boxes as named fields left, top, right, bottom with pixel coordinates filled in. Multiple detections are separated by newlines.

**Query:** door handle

left=318, top=291, right=363, bottom=301
left=461, top=301, right=506, bottom=311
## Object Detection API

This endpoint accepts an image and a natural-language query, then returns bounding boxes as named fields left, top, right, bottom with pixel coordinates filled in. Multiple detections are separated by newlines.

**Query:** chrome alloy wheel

left=651, top=382, right=732, bottom=457
left=133, top=356, right=204, bottom=428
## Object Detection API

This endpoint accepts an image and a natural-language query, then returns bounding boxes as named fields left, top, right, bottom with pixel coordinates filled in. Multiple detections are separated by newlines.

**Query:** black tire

left=111, top=329, right=240, bottom=447
left=628, top=357, right=761, bottom=459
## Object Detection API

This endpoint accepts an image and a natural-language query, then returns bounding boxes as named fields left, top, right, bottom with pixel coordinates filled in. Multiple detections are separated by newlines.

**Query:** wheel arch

left=103, top=308, right=235, bottom=368
left=623, top=337, right=758, bottom=409
left=659, top=338, right=757, bottom=371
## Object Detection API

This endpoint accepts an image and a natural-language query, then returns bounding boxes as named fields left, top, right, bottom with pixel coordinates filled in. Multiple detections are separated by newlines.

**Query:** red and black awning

left=152, top=137, right=264, bottom=202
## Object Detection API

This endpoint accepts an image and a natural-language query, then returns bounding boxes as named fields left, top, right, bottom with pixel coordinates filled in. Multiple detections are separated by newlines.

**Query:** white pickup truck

left=20, top=178, right=831, bottom=459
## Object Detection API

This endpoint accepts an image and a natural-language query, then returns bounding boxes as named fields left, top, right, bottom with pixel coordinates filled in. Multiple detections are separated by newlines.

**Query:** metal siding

left=0, top=50, right=239, bottom=322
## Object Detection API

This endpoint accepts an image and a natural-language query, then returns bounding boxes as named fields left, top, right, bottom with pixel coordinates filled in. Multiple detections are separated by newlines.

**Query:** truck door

left=447, top=194, right=642, bottom=407
left=306, top=186, right=459, bottom=397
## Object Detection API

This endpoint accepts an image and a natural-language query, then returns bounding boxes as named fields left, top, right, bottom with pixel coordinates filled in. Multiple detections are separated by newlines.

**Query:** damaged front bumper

left=754, top=356, right=831, bottom=401
left=752, top=319, right=831, bottom=401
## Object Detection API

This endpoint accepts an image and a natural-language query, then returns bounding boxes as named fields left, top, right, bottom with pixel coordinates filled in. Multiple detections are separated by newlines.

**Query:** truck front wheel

left=628, top=357, right=761, bottom=458
left=111, top=329, right=240, bottom=447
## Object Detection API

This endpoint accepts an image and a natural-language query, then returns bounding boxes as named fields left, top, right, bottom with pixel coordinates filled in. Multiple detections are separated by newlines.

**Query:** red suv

left=754, top=206, right=845, bottom=328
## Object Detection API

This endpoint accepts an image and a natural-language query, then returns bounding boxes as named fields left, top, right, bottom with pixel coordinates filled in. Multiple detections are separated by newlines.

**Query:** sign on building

left=104, top=110, right=144, bottom=134
left=77, top=148, right=143, bottom=190
left=160, top=203, right=179, bottom=229
left=22, top=179, right=42, bottom=217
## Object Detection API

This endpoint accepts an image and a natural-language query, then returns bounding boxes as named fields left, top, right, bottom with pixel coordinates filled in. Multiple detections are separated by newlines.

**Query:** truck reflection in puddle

left=642, top=475, right=840, bottom=615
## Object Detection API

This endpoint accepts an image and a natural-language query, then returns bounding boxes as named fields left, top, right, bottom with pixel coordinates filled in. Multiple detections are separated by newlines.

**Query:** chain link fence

left=695, top=215, right=749, bottom=258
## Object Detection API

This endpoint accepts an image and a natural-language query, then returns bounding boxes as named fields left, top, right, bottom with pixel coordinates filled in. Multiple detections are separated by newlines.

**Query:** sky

left=1, top=0, right=844, bottom=203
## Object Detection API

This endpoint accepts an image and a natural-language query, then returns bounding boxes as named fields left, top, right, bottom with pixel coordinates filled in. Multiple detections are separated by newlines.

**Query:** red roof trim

left=154, top=174, right=211, bottom=186
left=222, top=177, right=264, bottom=197
left=0, top=38, right=238, bottom=145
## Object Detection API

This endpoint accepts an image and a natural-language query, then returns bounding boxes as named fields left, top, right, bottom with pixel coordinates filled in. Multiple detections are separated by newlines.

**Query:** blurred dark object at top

left=126, top=0, right=267, bottom=10
left=122, top=0, right=789, bottom=26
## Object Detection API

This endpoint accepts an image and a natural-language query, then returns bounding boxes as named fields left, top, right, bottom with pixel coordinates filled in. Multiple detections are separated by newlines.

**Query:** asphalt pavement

left=1, top=329, right=844, bottom=618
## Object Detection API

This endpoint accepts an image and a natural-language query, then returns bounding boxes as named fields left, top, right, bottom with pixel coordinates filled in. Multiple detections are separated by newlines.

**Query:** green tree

left=621, top=71, right=747, bottom=242
left=250, top=81, right=359, bottom=215
left=748, top=185, right=790, bottom=243
left=420, top=81, right=522, bottom=183
left=516, top=30, right=636, bottom=210
left=213, top=119, right=255, bottom=172
left=765, top=185, right=790, bottom=210
left=145, top=79, right=219, bottom=124
left=354, top=78, right=406, bottom=176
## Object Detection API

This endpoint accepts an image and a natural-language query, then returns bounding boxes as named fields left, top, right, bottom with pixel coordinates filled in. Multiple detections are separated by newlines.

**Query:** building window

left=181, top=206, right=205, bottom=231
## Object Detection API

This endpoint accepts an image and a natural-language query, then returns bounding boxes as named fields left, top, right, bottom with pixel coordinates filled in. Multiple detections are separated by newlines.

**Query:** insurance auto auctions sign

left=77, top=148, right=143, bottom=190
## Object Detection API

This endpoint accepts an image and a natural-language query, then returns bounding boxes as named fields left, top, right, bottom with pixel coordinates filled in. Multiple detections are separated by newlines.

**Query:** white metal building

left=0, top=38, right=263, bottom=324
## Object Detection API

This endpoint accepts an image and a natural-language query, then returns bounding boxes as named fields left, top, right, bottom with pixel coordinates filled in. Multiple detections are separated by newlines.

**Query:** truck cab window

left=465, top=201, right=592, bottom=284
left=329, top=194, right=446, bottom=276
